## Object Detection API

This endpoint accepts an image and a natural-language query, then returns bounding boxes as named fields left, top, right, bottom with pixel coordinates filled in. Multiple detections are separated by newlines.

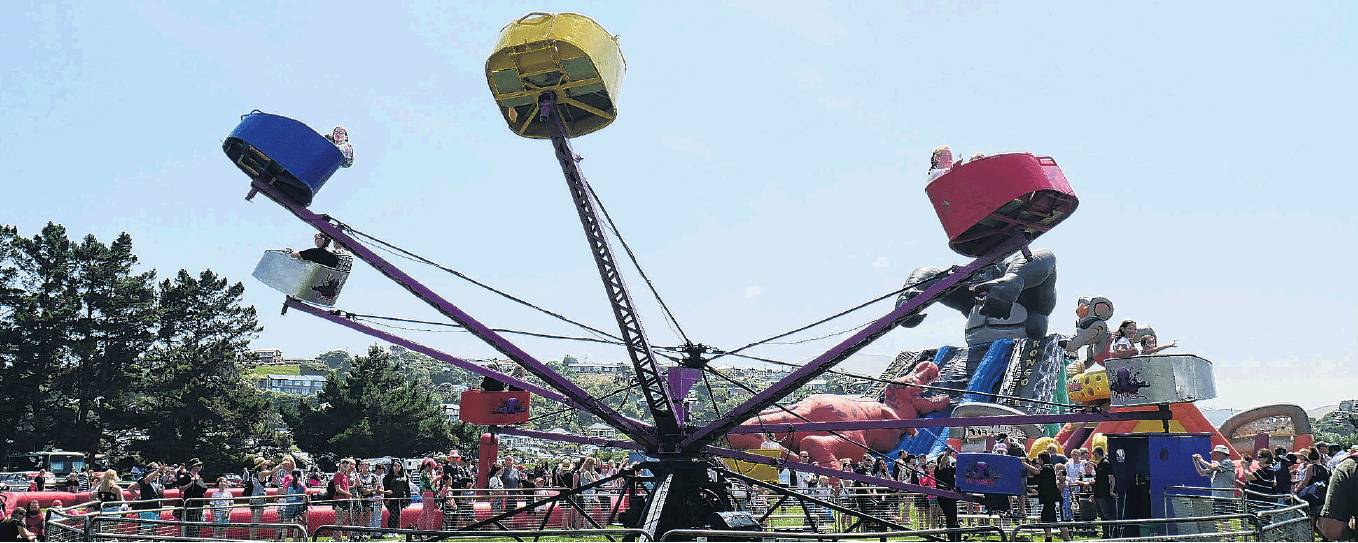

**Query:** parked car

left=0, top=472, right=31, bottom=492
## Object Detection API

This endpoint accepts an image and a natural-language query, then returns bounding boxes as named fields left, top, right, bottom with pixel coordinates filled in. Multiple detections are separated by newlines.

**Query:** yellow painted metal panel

left=486, top=12, right=625, bottom=138
left=722, top=449, right=782, bottom=484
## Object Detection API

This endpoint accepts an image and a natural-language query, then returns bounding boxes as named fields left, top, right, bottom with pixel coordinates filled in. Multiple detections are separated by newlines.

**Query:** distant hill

left=1310, top=405, right=1340, bottom=420
left=1201, top=408, right=1239, bottom=428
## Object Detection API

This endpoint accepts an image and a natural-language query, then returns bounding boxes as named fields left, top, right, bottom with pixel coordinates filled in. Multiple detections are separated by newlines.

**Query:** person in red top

left=23, top=500, right=44, bottom=541
left=331, top=458, right=356, bottom=539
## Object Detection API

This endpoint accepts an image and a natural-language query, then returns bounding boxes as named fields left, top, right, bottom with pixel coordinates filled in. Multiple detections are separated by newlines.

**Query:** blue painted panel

left=956, top=453, right=1024, bottom=495
left=225, top=111, right=343, bottom=205
left=888, top=340, right=1017, bottom=457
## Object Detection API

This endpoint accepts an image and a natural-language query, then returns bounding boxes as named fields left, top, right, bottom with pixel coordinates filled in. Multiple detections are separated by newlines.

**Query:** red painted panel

left=459, top=390, right=532, bottom=425
left=926, top=153, right=1078, bottom=257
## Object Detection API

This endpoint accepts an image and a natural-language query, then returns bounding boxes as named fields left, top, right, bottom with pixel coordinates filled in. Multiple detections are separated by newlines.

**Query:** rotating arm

left=679, top=235, right=1030, bottom=452
left=247, top=178, right=656, bottom=447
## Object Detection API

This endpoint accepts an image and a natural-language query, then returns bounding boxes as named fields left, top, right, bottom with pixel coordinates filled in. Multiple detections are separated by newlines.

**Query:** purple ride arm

left=679, top=235, right=1030, bottom=452
left=704, top=445, right=977, bottom=502
left=725, top=409, right=1173, bottom=433
left=248, top=178, right=656, bottom=446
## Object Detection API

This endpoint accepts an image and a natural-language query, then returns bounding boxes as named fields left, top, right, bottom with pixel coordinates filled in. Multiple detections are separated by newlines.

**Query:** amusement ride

left=212, top=11, right=1305, bottom=540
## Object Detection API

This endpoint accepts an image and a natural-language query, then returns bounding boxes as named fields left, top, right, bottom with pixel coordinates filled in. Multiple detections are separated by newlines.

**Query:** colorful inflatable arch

left=1217, top=404, right=1313, bottom=454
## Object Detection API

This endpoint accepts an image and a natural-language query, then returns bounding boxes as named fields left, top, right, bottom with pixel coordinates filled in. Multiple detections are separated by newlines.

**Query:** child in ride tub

left=210, top=477, right=234, bottom=538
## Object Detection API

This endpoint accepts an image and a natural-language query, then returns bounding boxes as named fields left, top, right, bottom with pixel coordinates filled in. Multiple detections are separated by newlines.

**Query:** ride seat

left=486, top=12, right=624, bottom=138
left=926, top=153, right=1079, bottom=257
left=251, top=250, right=352, bottom=306
left=223, top=111, right=345, bottom=206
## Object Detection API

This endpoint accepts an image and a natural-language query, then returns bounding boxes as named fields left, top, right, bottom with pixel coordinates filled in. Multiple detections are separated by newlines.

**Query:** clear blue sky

left=3, top=2, right=1354, bottom=410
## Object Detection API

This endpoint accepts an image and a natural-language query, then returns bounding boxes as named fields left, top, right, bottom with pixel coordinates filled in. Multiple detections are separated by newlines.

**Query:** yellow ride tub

left=486, top=12, right=625, bottom=138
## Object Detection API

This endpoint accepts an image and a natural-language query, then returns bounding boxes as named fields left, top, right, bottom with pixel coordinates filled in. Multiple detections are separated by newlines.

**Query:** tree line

left=0, top=223, right=477, bottom=475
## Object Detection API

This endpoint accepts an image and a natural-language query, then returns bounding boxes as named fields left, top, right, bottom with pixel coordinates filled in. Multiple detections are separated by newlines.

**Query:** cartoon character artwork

left=459, top=390, right=532, bottom=424
left=492, top=396, right=526, bottom=415
left=1110, top=366, right=1151, bottom=398
left=1064, top=296, right=1114, bottom=371
left=955, top=452, right=1024, bottom=495
left=729, top=362, right=951, bottom=470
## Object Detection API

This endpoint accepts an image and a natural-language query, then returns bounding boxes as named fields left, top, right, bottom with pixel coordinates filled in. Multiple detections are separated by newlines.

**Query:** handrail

left=660, top=526, right=1007, bottom=541
left=1009, top=513, right=1261, bottom=542
left=89, top=514, right=308, bottom=539
left=310, top=524, right=654, bottom=541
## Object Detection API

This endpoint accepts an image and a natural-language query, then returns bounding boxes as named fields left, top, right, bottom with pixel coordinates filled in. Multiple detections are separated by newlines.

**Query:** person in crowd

left=331, top=458, right=355, bottom=540
left=176, top=458, right=208, bottom=537
left=578, top=457, right=601, bottom=518
left=281, top=469, right=308, bottom=526
left=383, top=459, right=411, bottom=532
left=437, top=469, right=460, bottom=530
left=1091, top=447, right=1118, bottom=539
left=417, top=458, right=438, bottom=531
left=0, top=508, right=37, bottom=542
left=922, top=459, right=941, bottom=529
left=1136, top=334, right=1178, bottom=355
left=61, top=472, right=79, bottom=493
left=1192, top=444, right=1238, bottom=508
left=354, top=460, right=379, bottom=536
left=369, top=464, right=386, bottom=531
left=135, top=463, right=163, bottom=534
left=1246, top=449, right=1277, bottom=497
left=1024, top=451, right=1070, bottom=542
left=308, top=470, right=323, bottom=488
left=1299, top=449, right=1334, bottom=512
left=1317, top=447, right=1357, bottom=541
left=246, top=457, right=276, bottom=540
left=32, top=469, right=48, bottom=492
left=209, top=477, right=234, bottom=539
left=1329, top=444, right=1351, bottom=470
left=1062, top=449, right=1087, bottom=521
left=272, top=454, right=297, bottom=488
left=1276, top=453, right=1298, bottom=502
left=500, top=456, right=523, bottom=512
left=1110, top=320, right=1140, bottom=359
left=22, top=500, right=43, bottom=542
left=96, top=470, right=123, bottom=514
left=934, top=449, right=961, bottom=541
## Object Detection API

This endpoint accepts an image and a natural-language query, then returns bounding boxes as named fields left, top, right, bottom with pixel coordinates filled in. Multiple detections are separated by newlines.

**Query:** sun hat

left=1212, top=445, right=1230, bottom=455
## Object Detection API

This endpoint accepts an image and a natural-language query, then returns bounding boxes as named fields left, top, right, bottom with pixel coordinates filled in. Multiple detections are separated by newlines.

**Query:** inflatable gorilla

left=897, top=249, right=1058, bottom=346
left=729, top=362, right=950, bottom=469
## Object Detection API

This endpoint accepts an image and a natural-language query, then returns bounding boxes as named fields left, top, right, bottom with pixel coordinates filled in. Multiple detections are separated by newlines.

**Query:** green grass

left=248, top=364, right=302, bottom=377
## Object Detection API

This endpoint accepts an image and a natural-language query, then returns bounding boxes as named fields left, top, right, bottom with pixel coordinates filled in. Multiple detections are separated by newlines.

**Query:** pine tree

left=133, top=269, right=286, bottom=474
left=287, top=346, right=469, bottom=460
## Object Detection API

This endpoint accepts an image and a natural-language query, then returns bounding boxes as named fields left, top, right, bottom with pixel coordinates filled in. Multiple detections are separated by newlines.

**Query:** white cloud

left=743, top=285, right=765, bottom=299
left=872, top=255, right=891, bottom=270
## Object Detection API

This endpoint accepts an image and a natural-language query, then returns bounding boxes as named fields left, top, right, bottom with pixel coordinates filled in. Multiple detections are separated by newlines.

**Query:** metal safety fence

left=37, top=483, right=1322, bottom=541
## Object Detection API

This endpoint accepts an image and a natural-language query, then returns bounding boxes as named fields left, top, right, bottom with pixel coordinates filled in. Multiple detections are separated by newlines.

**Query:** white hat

left=1212, top=445, right=1230, bottom=456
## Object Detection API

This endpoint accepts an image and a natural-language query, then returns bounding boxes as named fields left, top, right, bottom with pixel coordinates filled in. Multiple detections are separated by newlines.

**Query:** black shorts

left=1040, top=500, right=1058, bottom=522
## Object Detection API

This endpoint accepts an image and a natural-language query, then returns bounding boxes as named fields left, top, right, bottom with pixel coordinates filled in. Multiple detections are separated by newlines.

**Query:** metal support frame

left=459, top=469, right=633, bottom=531
left=247, top=177, right=656, bottom=446
left=539, top=93, right=681, bottom=444
left=726, top=408, right=1175, bottom=433
left=713, top=466, right=910, bottom=533
left=639, top=473, right=674, bottom=539
left=680, top=234, right=1031, bottom=451
left=704, top=445, right=977, bottom=502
